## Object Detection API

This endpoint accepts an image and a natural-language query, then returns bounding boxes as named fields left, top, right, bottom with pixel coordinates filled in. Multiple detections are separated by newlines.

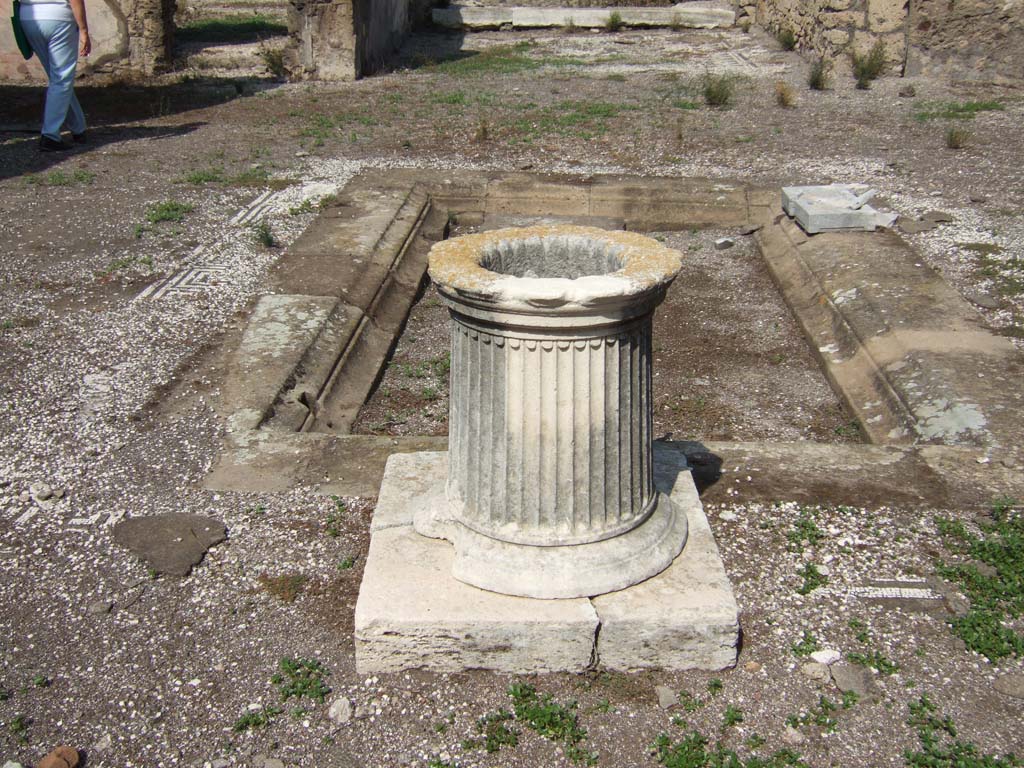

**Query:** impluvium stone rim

left=428, top=225, right=683, bottom=312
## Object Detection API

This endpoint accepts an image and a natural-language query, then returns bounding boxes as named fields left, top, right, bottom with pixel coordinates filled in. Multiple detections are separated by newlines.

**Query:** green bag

left=11, top=0, right=34, bottom=61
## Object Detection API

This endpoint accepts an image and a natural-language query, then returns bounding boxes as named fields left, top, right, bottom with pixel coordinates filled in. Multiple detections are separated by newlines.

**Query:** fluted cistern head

left=421, top=226, right=688, bottom=599
left=428, top=225, right=683, bottom=318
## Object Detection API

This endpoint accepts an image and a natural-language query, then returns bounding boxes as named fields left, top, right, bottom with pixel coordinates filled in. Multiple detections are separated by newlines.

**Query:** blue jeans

left=20, top=18, right=87, bottom=141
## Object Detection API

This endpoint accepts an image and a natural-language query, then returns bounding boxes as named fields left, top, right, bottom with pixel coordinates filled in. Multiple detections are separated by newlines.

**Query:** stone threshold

left=206, top=169, right=1023, bottom=503
left=433, top=2, right=735, bottom=30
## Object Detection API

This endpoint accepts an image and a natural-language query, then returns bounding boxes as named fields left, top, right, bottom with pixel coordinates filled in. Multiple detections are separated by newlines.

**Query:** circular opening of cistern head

left=479, top=235, right=626, bottom=280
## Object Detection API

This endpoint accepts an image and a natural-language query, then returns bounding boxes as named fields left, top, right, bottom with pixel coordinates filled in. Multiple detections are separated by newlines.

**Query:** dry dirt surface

left=1, top=21, right=1023, bottom=768
left=354, top=228, right=858, bottom=443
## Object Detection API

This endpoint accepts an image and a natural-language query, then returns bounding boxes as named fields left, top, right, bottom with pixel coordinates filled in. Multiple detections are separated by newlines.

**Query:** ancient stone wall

left=735, top=0, right=1022, bottom=84
left=733, top=0, right=908, bottom=74
left=906, top=0, right=1023, bottom=86
left=0, top=0, right=172, bottom=82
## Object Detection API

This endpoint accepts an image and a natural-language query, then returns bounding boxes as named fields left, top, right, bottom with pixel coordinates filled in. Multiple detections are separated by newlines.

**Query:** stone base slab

left=354, top=450, right=739, bottom=673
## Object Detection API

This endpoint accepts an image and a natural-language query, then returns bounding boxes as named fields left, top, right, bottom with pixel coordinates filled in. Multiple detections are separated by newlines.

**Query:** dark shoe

left=71, top=130, right=88, bottom=144
left=39, top=136, right=69, bottom=152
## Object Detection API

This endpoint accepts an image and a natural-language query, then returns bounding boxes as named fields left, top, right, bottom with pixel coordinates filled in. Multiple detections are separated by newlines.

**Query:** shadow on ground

left=0, top=76, right=284, bottom=181
left=0, top=123, right=206, bottom=181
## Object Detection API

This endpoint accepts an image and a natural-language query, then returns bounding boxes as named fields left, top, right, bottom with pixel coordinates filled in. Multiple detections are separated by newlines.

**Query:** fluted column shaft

left=447, top=312, right=655, bottom=547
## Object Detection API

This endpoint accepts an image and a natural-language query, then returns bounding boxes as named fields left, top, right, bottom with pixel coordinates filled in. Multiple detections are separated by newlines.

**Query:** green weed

left=605, top=11, right=624, bottom=32
left=678, top=690, right=705, bottom=712
left=935, top=500, right=1024, bottom=660
left=834, top=420, right=861, bottom=438
left=512, top=100, right=637, bottom=142
left=707, top=678, right=723, bottom=696
left=252, top=219, right=276, bottom=247
left=259, top=46, right=287, bottom=78
left=508, top=683, right=596, bottom=765
left=791, top=631, right=820, bottom=658
left=787, top=508, right=823, bottom=552
left=289, top=199, right=315, bottom=215
left=46, top=170, right=71, bottom=186
left=786, top=696, right=838, bottom=732
left=432, top=90, right=468, bottom=106
left=723, top=705, right=744, bottom=727
left=146, top=200, right=194, bottom=224
left=427, top=41, right=584, bottom=77
left=653, top=730, right=808, bottom=768
left=337, top=555, right=356, bottom=570
left=905, top=695, right=1022, bottom=767
left=797, top=563, right=828, bottom=595
left=462, top=709, right=519, bottom=753
left=180, top=167, right=224, bottom=184
left=231, top=167, right=270, bottom=186
left=272, top=657, right=331, bottom=703
left=847, top=650, right=898, bottom=675
left=776, top=28, right=797, bottom=51
left=9, top=714, right=28, bottom=744
left=232, top=705, right=282, bottom=732
left=326, top=496, right=346, bottom=537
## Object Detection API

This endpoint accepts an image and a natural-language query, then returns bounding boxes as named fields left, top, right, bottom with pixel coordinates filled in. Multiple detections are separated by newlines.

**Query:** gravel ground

left=1, top=22, right=1023, bottom=768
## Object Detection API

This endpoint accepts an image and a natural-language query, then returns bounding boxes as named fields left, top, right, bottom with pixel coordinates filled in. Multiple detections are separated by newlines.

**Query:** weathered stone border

left=207, top=169, right=1024, bottom=504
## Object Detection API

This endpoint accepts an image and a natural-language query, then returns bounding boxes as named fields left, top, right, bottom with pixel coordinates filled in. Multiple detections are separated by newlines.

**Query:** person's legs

left=22, top=19, right=83, bottom=141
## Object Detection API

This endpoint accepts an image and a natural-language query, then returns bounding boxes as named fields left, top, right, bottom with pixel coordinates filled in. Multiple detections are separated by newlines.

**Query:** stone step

left=433, top=2, right=734, bottom=30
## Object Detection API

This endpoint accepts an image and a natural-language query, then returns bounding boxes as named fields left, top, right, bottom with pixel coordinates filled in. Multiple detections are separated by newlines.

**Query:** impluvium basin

left=417, top=225, right=689, bottom=599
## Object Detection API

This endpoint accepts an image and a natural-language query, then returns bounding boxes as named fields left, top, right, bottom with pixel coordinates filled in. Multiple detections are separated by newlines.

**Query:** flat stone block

left=432, top=7, right=512, bottom=29
left=372, top=451, right=447, bottom=532
left=354, top=451, right=739, bottom=673
left=782, top=184, right=897, bottom=234
left=593, top=451, right=740, bottom=671
left=355, top=524, right=599, bottom=674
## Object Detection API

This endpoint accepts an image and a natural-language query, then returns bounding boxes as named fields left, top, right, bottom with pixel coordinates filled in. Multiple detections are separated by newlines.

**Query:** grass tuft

left=702, top=73, right=736, bottom=107
left=775, top=80, right=797, bottom=108
left=945, top=126, right=971, bottom=149
left=808, top=57, right=830, bottom=90
left=604, top=11, right=624, bottom=32
left=777, top=28, right=797, bottom=51
left=852, top=39, right=886, bottom=89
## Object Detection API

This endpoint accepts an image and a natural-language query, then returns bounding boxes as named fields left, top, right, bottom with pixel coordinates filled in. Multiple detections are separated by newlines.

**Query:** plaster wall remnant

left=416, top=226, right=691, bottom=599
left=287, top=0, right=431, bottom=80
